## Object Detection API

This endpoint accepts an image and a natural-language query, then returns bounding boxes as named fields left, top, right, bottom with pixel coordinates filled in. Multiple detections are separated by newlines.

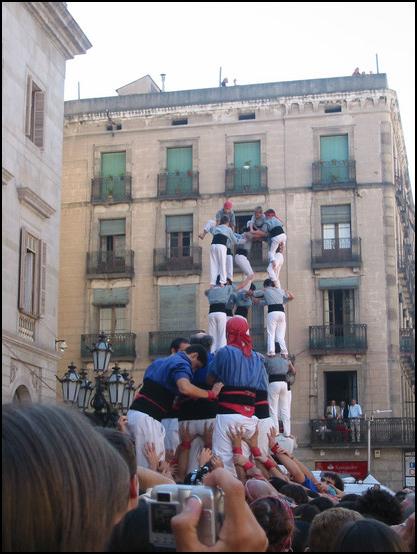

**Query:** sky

left=65, top=1, right=415, bottom=195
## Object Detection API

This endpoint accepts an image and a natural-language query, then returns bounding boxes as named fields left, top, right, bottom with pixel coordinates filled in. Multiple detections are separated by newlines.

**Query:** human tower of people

left=127, top=201, right=297, bottom=476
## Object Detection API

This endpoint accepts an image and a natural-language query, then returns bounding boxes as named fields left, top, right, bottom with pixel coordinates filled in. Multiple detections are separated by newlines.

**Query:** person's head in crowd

left=280, top=483, right=309, bottom=505
left=306, top=507, right=364, bottom=552
left=226, top=316, right=253, bottom=357
left=189, top=332, right=213, bottom=353
left=245, top=478, right=281, bottom=503
left=265, top=209, right=277, bottom=219
left=293, top=503, right=320, bottom=523
left=356, top=486, right=403, bottom=525
left=308, top=496, right=334, bottom=512
left=292, top=520, right=311, bottom=553
left=332, top=518, right=409, bottom=552
left=250, top=496, right=295, bottom=552
left=321, top=471, right=345, bottom=491
left=340, top=493, right=360, bottom=503
left=184, top=344, right=208, bottom=370
left=3, top=403, right=130, bottom=552
left=223, top=200, right=233, bottom=214
left=169, top=337, right=189, bottom=354
left=269, top=476, right=290, bottom=493
left=263, top=278, right=276, bottom=288
left=220, top=214, right=231, bottom=226
left=337, top=500, right=359, bottom=511
left=96, top=428, right=139, bottom=513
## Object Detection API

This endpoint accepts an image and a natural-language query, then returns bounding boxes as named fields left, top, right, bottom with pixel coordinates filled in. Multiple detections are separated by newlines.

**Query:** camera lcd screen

left=151, top=503, right=177, bottom=534
left=157, top=492, right=171, bottom=502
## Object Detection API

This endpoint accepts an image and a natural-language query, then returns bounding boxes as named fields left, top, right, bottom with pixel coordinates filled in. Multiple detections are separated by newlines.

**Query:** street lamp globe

left=92, top=332, right=113, bottom=373
left=121, top=369, right=137, bottom=414
left=57, top=362, right=80, bottom=404
left=107, top=363, right=126, bottom=407
left=77, top=368, right=93, bottom=411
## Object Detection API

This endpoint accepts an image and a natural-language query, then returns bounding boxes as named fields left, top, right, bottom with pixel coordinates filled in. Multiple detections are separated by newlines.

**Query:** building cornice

left=23, top=2, right=92, bottom=60
left=17, top=186, right=56, bottom=219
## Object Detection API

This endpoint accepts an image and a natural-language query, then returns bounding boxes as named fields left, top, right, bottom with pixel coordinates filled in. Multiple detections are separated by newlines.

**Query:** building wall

left=59, top=78, right=414, bottom=489
left=2, top=2, right=91, bottom=403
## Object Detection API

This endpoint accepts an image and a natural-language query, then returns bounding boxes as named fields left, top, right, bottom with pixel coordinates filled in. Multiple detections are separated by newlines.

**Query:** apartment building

left=60, top=73, right=414, bottom=489
left=2, top=2, right=91, bottom=403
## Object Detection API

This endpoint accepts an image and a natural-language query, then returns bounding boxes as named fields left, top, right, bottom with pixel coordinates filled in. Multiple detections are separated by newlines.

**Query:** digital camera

left=147, top=483, right=224, bottom=548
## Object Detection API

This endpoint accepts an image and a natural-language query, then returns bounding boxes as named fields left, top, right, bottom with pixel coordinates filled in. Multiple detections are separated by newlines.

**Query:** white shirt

left=348, top=404, right=362, bottom=418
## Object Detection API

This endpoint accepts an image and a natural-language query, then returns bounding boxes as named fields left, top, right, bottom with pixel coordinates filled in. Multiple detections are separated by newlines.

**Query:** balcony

left=153, top=247, right=202, bottom=276
left=86, top=250, right=134, bottom=279
left=310, top=417, right=415, bottom=448
left=91, top=175, right=132, bottom=203
left=81, top=332, right=136, bottom=361
left=311, top=238, right=362, bottom=269
left=312, top=160, right=356, bottom=189
left=225, top=166, right=268, bottom=195
left=309, top=324, right=368, bottom=354
left=149, top=330, right=204, bottom=357
left=157, top=171, right=199, bottom=199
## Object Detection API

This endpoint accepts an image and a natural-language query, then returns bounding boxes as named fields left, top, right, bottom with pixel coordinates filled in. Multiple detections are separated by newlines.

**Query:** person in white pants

left=250, top=208, right=287, bottom=273
left=267, top=242, right=284, bottom=288
left=264, top=354, right=296, bottom=437
left=200, top=216, right=237, bottom=286
left=207, top=317, right=265, bottom=475
left=234, top=234, right=255, bottom=290
left=254, top=279, right=294, bottom=356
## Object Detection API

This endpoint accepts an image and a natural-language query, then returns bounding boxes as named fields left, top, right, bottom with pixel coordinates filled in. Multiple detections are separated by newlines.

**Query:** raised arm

left=176, top=378, right=223, bottom=400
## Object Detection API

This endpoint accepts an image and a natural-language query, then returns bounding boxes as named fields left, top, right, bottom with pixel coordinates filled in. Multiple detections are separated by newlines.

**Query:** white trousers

left=268, top=381, right=291, bottom=436
left=161, top=417, right=180, bottom=453
left=267, top=252, right=284, bottom=288
left=127, top=409, right=165, bottom=469
left=235, top=253, right=254, bottom=281
left=268, top=233, right=287, bottom=263
left=210, top=244, right=227, bottom=285
left=257, top=416, right=275, bottom=458
left=208, top=312, right=227, bottom=353
left=179, top=418, right=217, bottom=474
left=266, top=311, right=287, bottom=355
left=212, top=413, right=258, bottom=475
left=226, top=253, right=234, bottom=281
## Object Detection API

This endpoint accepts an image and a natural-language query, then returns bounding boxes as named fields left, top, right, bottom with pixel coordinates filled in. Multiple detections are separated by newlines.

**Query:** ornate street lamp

left=92, top=332, right=113, bottom=373
left=107, top=363, right=126, bottom=407
left=57, top=362, right=81, bottom=405
left=77, top=368, right=94, bottom=411
left=121, top=369, right=137, bottom=415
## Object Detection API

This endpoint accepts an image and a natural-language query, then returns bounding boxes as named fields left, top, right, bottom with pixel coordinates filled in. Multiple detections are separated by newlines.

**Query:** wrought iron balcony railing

left=153, top=246, right=202, bottom=276
left=400, top=328, right=415, bottom=356
left=157, top=171, right=199, bottom=199
left=225, top=166, right=268, bottom=195
left=149, top=330, right=204, bottom=357
left=309, top=324, right=368, bottom=354
left=81, top=332, right=136, bottom=360
left=91, top=175, right=132, bottom=203
left=312, top=160, right=356, bottom=188
left=311, top=238, right=362, bottom=268
left=310, top=417, right=415, bottom=448
left=86, top=250, right=134, bottom=278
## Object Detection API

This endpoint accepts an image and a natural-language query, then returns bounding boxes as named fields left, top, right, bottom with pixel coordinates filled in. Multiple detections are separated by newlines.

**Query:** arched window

left=12, top=385, right=32, bottom=406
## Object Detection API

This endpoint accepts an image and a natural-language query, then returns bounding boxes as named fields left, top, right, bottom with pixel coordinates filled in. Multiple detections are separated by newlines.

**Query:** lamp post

left=57, top=333, right=137, bottom=426
left=367, top=409, right=392, bottom=475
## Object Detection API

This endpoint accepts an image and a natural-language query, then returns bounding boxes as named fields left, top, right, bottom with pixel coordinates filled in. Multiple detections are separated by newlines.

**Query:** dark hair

left=250, top=496, right=294, bottom=552
left=336, top=501, right=359, bottom=511
left=96, top=428, right=137, bottom=478
left=269, top=477, right=289, bottom=492
left=356, top=487, right=403, bottom=525
left=185, top=344, right=208, bottom=366
left=189, top=332, right=214, bottom=352
left=293, top=503, right=320, bottom=523
left=250, top=283, right=256, bottom=291
left=263, top=278, right=276, bottom=288
left=332, top=518, right=408, bottom=552
left=309, top=496, right=334, bottom=512
left=2, top=403, right=130, bottom=552
left=341, top=493, right=360, bottom=503
left=220, top=214, right=230, bottom=225
left=292, top=520, right=311, bottom=553
left=321, top=471, right=345, bottom=491
left=280, top=483, right=310, bottom=505
left=169, top=337, right=189, bottom=353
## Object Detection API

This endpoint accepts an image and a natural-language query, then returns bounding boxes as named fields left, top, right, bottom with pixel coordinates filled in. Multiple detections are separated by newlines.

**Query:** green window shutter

left=101, top=152, right=126, bottom=177
left=320, top=135, right=348, bottom=162
left=166, top=215, right=193, bottom=233
left=166, top=147, right=192, bottom=172
left=321, top=205, right=351, bottom=224
left=93, top=287, right=129, bottom=306
left=100, top=219, right=126, bottom=236
left=234, top=142, right=261, bottom=167
left=159, top=284, right=196, bottom=331
left=318, top=277, right=359, bottom=290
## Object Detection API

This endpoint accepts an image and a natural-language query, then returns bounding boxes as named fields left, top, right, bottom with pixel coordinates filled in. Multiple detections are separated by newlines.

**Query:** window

left=172, top=118, right=188, bottom=126
left=325, top=371, right=357, bottom=407
left=19, top=229, right=46, bottom=318
left=166, top=147, right=193, bottom=194
left=233, top=141, right=262, bottom=191
left=25, top=77, right=45, bottom=147
left=166, top=215, right=193, bottom=257
left=159, top=285, right=196, bottom=331
left=321, top=205, right=351, bottom=250
left=100, top=152, right=126, bottom=199
left=319, top=135, right=349, bottom=183
left=99, top=219, right=126, bottom=254
left=239, top=113, right=256, bottom=120
left=99, top=306, right=127, bottom=333
left=324, top=105, right=342, bottom=113
left=323, top=289, right=355, bottom=326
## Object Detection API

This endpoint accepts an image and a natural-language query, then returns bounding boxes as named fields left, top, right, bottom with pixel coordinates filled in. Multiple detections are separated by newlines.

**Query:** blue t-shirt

left=192, top=352, right=215, bottom=387
left=303, top=477, right=319, bottom=493
left=207, top=345, right=265, bottom=389
left=144, top=352, right=193, bottom=394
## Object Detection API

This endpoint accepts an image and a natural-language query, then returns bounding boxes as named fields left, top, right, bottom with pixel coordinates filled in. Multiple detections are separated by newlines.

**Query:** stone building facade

left=2, top=2, right=91, bottom=403
left=59, top=74, right=414, bottom=489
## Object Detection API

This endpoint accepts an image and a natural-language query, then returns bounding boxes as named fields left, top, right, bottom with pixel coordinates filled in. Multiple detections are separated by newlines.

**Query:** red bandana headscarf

left=226, top=316, right=253, bottom=357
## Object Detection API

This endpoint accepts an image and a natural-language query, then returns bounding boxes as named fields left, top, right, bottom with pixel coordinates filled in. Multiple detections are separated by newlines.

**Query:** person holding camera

left=128, top=345, right=223, bottom=469
left=207, top=316, right=266, bottom=474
